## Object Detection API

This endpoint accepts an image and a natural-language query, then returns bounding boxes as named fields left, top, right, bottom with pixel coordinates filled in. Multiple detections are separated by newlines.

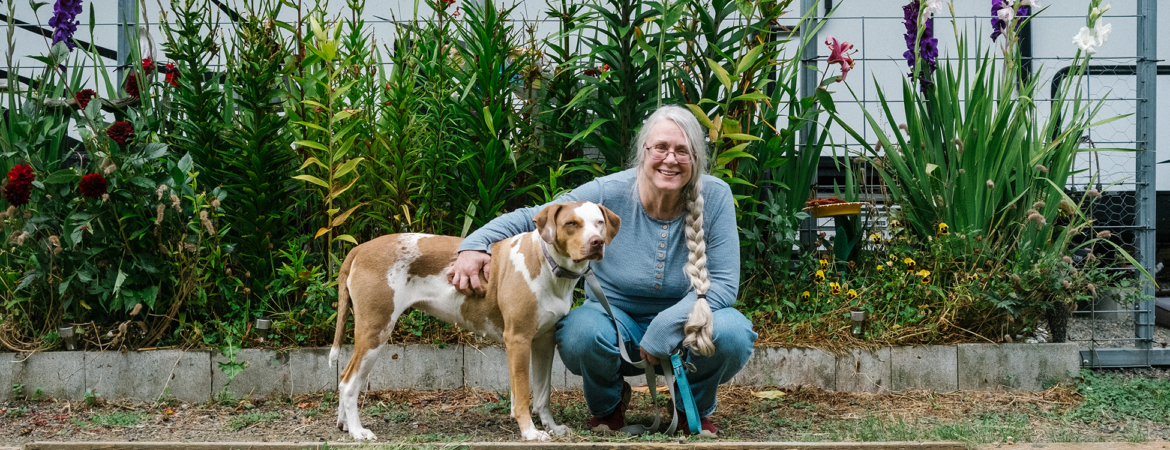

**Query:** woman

left=448, top=105, right=756, bottom=436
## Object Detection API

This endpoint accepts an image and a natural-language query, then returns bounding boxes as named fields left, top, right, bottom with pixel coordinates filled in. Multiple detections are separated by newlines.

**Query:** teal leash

left=584, top=269, right=700, bottom=435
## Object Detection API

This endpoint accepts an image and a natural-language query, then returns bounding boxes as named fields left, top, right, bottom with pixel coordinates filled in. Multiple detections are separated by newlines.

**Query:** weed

left=30, top=387, right=45, bottom=401
left=1070, top=370, right=1170, bottom=424
left=228, top=411, right=282, bottom=431
left=83, top=389, right=101, bottom=407
left=90, top=412, right=147, bottom=427
left=473, top=392, right=511, bottom=415
left=10, top=384, right=23, bottom=400
left=364, top=402, right=410, bottom=423
left=5, top=407, right=28, bottom=418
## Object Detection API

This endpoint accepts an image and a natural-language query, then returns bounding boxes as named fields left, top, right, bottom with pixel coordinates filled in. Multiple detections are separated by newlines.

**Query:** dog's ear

left=533, top=204, right=561, bottom=244
left=598, top=203, right=621, bottom=245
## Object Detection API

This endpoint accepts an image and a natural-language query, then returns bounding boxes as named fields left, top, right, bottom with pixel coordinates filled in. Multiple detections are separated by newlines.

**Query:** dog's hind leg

left=530, top=331, right=570, bottom=436
left=337, top=305, right=399, bottom=441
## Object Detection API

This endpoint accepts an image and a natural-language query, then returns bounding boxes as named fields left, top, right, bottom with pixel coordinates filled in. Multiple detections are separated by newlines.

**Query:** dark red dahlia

left=74, top=89, right=96, bottom=109
left=164, top=62, right=179, bottom=87
left=4, top=164, right=35, bottom=207
left=79, top=173, right=108, bottom=199
left=142, top=57, right=156, bottom=76
left=106, top=121, right=134, bottom=145
left=124, top=73, right=143, bottom=97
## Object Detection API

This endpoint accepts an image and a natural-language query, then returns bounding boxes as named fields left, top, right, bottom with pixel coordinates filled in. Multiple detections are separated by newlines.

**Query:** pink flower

left=825, top=36, right=856, bottom=82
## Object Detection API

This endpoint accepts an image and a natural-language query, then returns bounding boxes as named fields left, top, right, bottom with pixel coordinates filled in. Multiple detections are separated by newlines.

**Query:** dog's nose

left=587, top=236, right=603, bottom=250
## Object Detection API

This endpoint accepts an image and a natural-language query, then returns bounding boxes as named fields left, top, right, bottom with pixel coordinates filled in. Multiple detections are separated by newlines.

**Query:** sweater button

left=659, top=243, right=665, bottom=248
left=654, top=284, right=660, bottom=289
left=656, top=273, right=662, bottom=279
left=661, top=232, right=667, bottom=238
left=658, top=253, right=664, bottom=259
left=662, top=224, right=668, bottom=230
left=657, top=263, right=663, bottom=269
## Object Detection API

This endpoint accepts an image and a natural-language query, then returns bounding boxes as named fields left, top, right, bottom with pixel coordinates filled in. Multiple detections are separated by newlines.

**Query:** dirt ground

left=1, top=381, right=1167, bottom=448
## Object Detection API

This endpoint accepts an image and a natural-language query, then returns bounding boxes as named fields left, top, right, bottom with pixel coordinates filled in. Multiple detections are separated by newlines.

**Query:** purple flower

left=991, top=0, right=1030, bottom=41
left=48, top=0, right=84, bottom=50
left=903, top=0, right=938, bottom=93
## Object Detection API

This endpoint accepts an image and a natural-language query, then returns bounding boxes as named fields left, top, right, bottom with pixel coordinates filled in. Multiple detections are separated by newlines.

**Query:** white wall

left=4, top=0, right=1167, bottom=189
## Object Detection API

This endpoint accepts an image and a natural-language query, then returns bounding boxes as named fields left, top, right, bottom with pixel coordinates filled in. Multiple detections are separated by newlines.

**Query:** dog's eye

left=597, top=220, right=604, bottom=227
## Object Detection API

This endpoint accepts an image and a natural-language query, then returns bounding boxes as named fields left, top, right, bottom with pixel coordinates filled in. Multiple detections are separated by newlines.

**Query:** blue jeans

left=555, top=301, right=757, bottom=418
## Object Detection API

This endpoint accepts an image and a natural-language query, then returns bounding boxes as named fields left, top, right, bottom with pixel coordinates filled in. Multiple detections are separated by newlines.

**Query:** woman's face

left=640, top=119, right=693, bottom=195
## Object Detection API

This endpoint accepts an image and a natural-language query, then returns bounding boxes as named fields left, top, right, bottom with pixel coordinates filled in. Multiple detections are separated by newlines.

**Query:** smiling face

left=639, top=119, right=694, bottom=197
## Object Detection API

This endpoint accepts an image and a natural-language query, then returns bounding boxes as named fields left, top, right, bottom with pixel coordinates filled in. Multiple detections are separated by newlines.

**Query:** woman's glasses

left=645, top=145, right=692, bottom=163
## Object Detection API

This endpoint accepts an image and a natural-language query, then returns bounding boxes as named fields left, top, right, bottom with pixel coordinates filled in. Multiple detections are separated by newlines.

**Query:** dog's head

left=532, top=201, right=620, bottom=262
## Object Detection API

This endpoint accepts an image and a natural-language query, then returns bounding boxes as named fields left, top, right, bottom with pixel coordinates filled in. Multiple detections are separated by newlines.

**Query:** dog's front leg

left=505, top=331, right=549, bottom=441
left=530, top=331, right=570, bottom=436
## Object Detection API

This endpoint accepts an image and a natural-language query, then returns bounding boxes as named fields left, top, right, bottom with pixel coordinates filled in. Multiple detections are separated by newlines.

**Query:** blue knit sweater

left=457, top=169, right=741, bottom=359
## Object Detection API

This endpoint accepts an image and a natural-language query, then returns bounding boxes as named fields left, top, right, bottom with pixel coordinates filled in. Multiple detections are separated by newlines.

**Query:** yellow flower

left=967, top=274, right=979, bottom=281
left=819, top=258, right=830, bottom=270
left=876, top=265, right=885, bottom=272
left=938, top=222, right=950, bottom=235
left=869, top=233, right=882, bottom=244
left=801, top=291, right=811, bottom=300
left=830, top=282, right=841, bottom=295
left=903, top=257, right=916, bottom=271
left=846, top=289, right=858, bottom=300
left=918, top=269, right=932, bottom=283
left=813, top=270, right=826, bottom=283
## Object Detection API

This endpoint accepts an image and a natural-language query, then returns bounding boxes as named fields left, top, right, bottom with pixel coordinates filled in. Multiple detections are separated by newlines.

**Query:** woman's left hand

left=639, top=346, right=660, bottom=366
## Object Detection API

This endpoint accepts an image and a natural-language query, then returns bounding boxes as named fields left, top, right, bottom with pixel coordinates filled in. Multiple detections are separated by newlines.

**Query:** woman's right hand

left=448, top=250, right=492, bottom=296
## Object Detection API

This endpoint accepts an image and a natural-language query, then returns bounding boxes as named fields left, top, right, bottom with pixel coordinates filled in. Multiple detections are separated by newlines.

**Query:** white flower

left=997, top=5, right=1016, bottom=24
left=922, top=0, right=945, bottom=19
left=1073, top=26, right=1098, bottom=54
left=1093, top=22, right=1112, bottom=46
left=1021, top=0, right=1041, bottom=7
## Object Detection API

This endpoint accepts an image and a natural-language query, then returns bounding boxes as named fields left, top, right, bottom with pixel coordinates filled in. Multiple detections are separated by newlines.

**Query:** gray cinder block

left=8, top=351, right=84, bottom=400
left=958, top=343, right=1080, bottom=391
left=86, top=350, right=211, bottom=403
left=835, top=348, right=891, bottom=393
left=290, top=347, right=337, bottom=394
left=211, top=349, right=291, bottom=399
left=892, top=345, right=957, bottom=392
left=400, top=344, right=463, bottom=389
left=733, top=347, right=836, bottom=390
left=464, top=345, right=509, bottom=390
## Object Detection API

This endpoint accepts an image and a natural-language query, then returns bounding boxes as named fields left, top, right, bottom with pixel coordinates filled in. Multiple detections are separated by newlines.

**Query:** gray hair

left=630, top=105, right=715, bottom=356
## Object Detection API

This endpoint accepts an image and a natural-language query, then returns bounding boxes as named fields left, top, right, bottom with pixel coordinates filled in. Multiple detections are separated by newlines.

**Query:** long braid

left=681, top=177, right=714, bottom=356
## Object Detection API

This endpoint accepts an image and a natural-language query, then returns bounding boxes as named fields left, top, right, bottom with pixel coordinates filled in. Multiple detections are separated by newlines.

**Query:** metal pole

left=116, top=0, right=133, bottom=85
left=798, top=0, right=819, bottom=248
left=1134, top=0, right=1157, bottom=354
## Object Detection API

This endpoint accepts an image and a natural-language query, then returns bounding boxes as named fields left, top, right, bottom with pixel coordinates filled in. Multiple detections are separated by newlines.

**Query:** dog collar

left=540, top=239, right=587, bottom=279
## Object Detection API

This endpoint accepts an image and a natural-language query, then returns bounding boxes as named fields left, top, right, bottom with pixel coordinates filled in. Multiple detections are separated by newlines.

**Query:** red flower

left=584, top=68, right=599, bottom=77
left=601, top=64, right=610, bottom=72
left=74, top=89, right=96, bottom=109
left=4, top=164, right=35, bottom=207
left=106, top=121, right=134, bottom=145
left=164, top=62, right=179, bottom=87
left=124, top=73, right=143, bottom=97
left=79, top=173, right=108, bottom=199
left=442, top=0, right=455, bottom=7
left=142, top=57, right=156, bottom=76
left=824, top=36, right=856, bottom=82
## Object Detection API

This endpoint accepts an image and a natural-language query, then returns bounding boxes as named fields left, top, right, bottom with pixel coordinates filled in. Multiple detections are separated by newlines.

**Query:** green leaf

left=716, top=150, right=757, bottom=166
left=735, top=44, right=766, bottom=76
left=567, top=118, right=610, bottom=147
left=330, top=203, right=366, bottom=227
left=292, top=174, right=330, bottom=188
left=178, top=153, right=194, bottom=174
left=731, top=92, right=769, bottom=103
left=113, top=270, right=126, bottom=297
left=333, top=157, right=365, bottom=179
left=42, top=169, right=79, bottom=185
left=334, top=234, right=358, bottom=245
left=706, top=58, right=733, bottom=90
left=484, top=106, right=495, bottom=135
left=143, top=143, right=169, bottom=160
left=686, top=104, right=716, bottom=130
left=294, top=140, right=328, bottom=151
left=723, top=133, right=762, bottom=142
left=298, top=157, right=328, bottom=171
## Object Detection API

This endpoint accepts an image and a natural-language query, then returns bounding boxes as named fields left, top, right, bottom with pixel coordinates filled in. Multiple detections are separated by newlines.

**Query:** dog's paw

left=349, top=427, right=377, bottom=441
left=521, top=428, right=551, bottom=441
left=548, top=424, right=571, bottom=436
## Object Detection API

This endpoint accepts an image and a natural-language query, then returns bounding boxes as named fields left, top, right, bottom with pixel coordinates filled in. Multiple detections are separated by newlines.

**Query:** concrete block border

left=0, top=343, right=1081, bottom=402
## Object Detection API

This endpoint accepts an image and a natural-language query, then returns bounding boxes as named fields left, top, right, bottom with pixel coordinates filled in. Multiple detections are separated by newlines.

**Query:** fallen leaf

left=753, top=390, right=786, bottom=399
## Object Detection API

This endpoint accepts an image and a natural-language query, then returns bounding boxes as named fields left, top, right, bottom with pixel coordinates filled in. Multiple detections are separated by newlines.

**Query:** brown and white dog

left=329, top=201, right=620, bottom=441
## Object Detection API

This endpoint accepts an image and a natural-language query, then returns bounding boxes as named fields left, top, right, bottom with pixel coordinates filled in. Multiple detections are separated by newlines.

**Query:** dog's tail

left=329, top=246, right=360, bottom=368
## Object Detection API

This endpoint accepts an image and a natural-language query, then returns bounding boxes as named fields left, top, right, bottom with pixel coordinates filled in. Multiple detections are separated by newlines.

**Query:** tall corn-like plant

left=159, top=0, right=228, bottom=178
left=291, top=15, right=366, bottom=276
left=222, top=2, right=297, bottom=287
left=451, top=0, right=537, bottom=228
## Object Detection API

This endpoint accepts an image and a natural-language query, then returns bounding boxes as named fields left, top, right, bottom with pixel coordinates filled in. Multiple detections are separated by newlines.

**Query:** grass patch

left=90, top=412, right=146, bottom=427
left=1069, top=369, right=1170, bottom=424
left=227, top=411, right=282, bottom=431
left=472, top=392, right=510, bottom=415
